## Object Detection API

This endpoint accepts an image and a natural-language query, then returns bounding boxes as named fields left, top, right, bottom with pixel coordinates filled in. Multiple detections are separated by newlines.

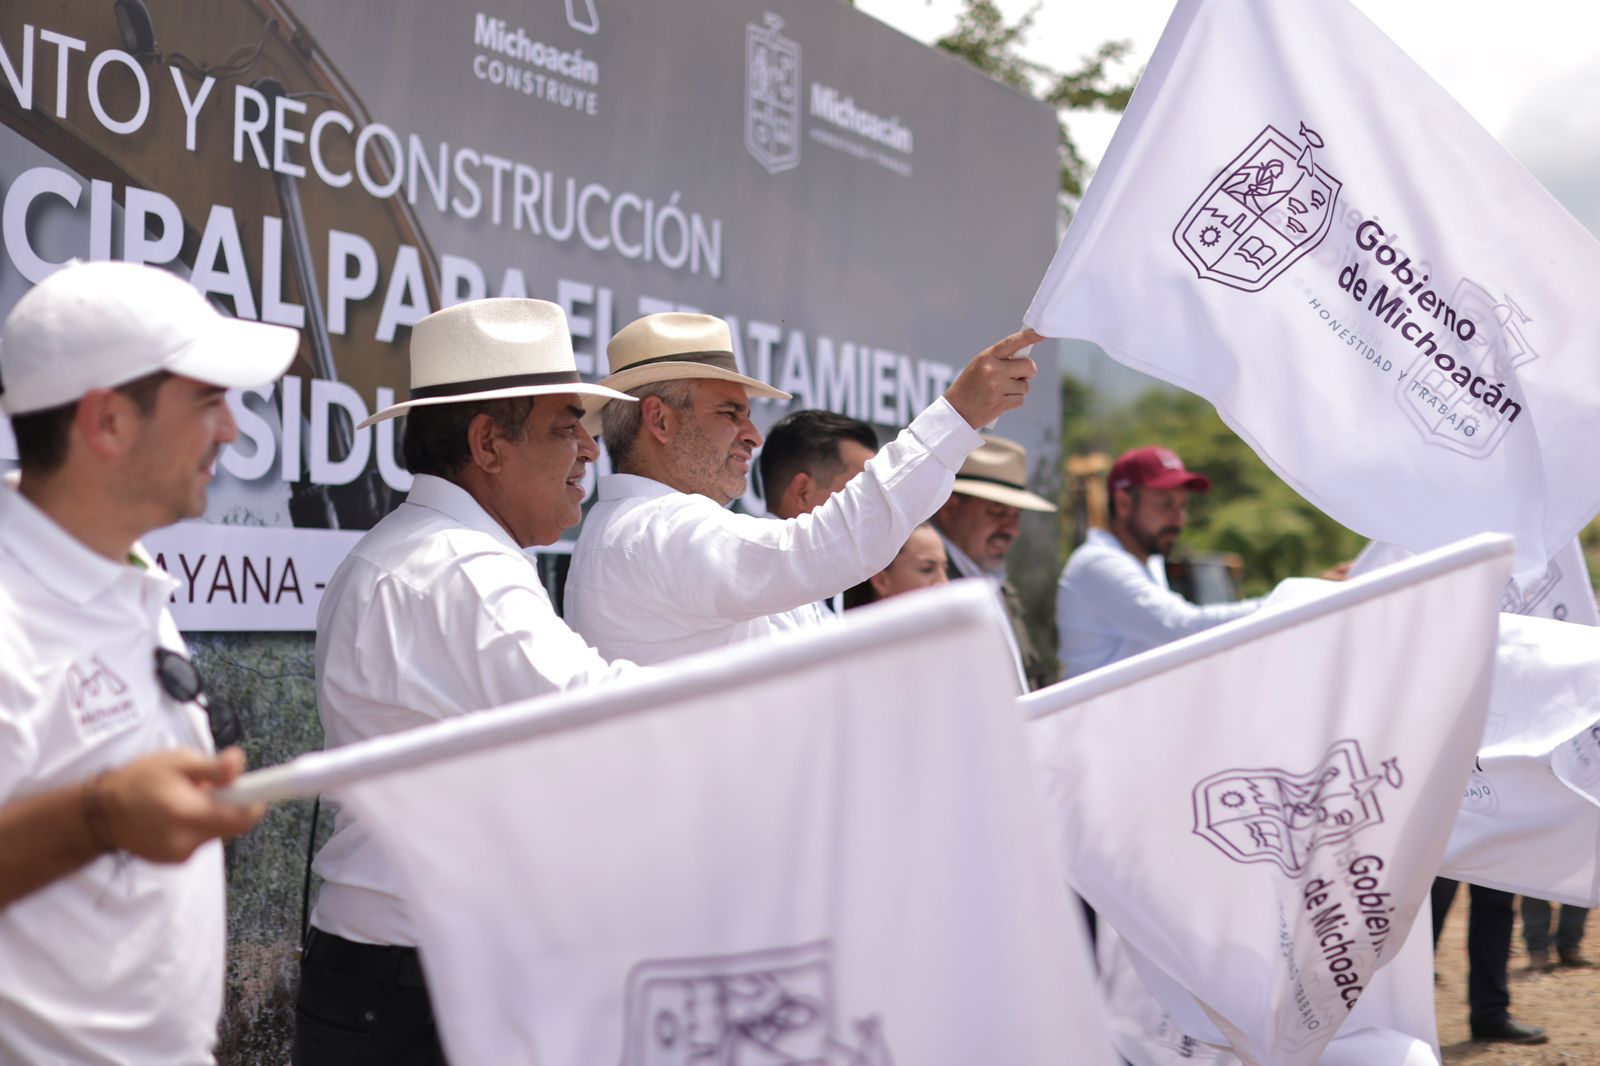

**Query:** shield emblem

left=619, top=941, right=891, bottom=1066
left=1395, top=278, right=1538, bottom=459
left=1191, top=739, right=1399, bottom=875
left=1173, top=124, right=1341, bottom=292
left=745, top=14, right=802, bottom=175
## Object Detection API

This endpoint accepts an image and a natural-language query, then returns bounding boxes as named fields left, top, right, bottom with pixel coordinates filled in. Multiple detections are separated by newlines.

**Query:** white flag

left=1023, top=535, right=1511, bottom=1066
left=326, top=583, right=1112, bottom=1065
left=1441, top=612, right=1600, bottom=905
left=1024, top=0, right=1600, bottom=583
left=1349, top=540, right=1600, bottom=903
left=1353, top=538, right=1600, bottom=625
left=1097, top=919, right=1440, bottom=1066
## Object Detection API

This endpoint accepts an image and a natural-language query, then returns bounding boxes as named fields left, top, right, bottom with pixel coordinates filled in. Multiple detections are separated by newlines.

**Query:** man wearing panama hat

left=931, top=434, right=1059, bottom=690
left=564, top=311, right=1039, bottom=665
left=298, top=298, right=638, bottom=1066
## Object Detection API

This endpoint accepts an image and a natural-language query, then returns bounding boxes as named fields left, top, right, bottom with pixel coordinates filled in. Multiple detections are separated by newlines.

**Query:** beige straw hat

left=359, top=298, right=634, bottom=429
left=951, top=435, right=1058, bottom=512
left=598, top=313, right=790, bottom=401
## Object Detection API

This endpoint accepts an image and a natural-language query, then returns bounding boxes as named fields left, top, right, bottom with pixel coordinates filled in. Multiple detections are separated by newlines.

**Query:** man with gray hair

left=565, top=311, right=1039, bottom=665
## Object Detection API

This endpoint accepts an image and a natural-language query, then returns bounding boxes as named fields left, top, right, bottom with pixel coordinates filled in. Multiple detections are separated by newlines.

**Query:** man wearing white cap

left=297, top=298, right=637, bottom=1066
left=0, top=261, right=292, bottom=1064
left=931, top=434, right=1059, bottom=690
left=565, top=312, right=1038, bottom=665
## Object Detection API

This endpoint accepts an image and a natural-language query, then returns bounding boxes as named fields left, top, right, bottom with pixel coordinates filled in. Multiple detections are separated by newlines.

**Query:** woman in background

left=843, top=523, right=949, bottom=609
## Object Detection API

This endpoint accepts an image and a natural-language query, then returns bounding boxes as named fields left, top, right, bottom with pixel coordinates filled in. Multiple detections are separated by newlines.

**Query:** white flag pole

left=222, top=580, right=1007, bottom=805
left=1022, top=533, right=1513, bottom=722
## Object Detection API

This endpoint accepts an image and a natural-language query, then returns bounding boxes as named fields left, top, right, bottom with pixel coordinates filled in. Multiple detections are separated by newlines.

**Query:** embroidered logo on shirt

left=67, top=656, right=140, bottom=741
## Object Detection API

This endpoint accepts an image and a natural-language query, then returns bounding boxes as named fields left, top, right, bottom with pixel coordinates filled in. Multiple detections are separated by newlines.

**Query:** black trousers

left=293, top=927, right=449, bottom=1066
left=1431, top=877, right=1513, bottom=1026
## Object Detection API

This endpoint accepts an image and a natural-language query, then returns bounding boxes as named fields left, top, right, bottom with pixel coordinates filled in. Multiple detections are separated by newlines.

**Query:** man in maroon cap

left=1055, top=445, right=1261, bottom=677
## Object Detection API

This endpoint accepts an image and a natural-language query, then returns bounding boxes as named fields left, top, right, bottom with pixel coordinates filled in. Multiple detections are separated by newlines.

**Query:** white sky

left=856, top=0, right=1600, bottom=234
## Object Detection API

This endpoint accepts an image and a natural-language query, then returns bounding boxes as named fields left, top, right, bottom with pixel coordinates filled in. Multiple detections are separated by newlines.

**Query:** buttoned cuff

left=909, top=396, right=985, bottom=471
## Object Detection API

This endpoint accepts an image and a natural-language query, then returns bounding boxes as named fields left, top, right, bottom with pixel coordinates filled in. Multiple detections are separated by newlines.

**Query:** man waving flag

left=1025, top=0, right=1600, bottom=584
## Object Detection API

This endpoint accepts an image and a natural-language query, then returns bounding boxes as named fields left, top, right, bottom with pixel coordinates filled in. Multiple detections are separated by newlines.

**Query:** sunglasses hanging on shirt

left=153, top=648, right=243, bottom=751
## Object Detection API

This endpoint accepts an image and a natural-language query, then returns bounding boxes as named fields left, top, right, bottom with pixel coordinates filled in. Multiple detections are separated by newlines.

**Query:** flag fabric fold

left=1097, top=918, right=1441, bottom=1066
left=328, top=582, right=1112, bottom=1066
left=1442, top=612, right=1600, bottom=905
left=1025, top=0, right=1600, bottom=583
left=1351, top=539, right=1600, bottom=904
left=1023, top=535, right=1512, bottom=1065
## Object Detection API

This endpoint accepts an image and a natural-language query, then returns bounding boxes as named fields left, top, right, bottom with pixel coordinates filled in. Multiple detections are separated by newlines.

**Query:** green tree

left=934, top=1, right=1138, bottom=203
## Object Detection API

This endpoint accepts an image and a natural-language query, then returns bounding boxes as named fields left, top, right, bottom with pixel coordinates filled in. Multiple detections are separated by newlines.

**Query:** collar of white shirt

left=596, top=472, right=680, bottom=504
left=0, top=485, right=173, bottom=607
left=403, top=473, right=525, bottom=552
left=1085, top=526, right=1168, bottom=589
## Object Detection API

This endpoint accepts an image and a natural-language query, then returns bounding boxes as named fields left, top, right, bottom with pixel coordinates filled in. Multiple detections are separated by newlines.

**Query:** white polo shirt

left=0, top=486, right=224, bottom=1066
left=1056, top=527, right=1261, bottom=677
left=565, top=397, right=982, bottom=665
left=311, top=474, right=635, bottom=947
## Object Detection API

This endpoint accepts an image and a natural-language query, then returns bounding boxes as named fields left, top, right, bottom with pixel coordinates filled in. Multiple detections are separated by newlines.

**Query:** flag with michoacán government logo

left=1025, top=0, right=1600, bottom=586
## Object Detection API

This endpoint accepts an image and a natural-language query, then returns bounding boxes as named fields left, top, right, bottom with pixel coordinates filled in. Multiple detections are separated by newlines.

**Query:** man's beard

left=1136, top=525, right=1182, bottom=558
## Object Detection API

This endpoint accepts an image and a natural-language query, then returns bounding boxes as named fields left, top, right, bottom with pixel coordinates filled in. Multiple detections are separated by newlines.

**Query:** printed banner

left=325, top=583, right=1113, bottom=1065
left=1024, top=0, right=1600, bottom=584
left=0, top=0, right=1062, bottom=628
left=1023, top=536, right=1511, bottom=1065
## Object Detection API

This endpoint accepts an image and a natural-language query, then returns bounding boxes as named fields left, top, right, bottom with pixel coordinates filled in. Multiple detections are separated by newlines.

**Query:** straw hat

left=598, top=313, right=790, bottom=401
left=951, top=435, right=1057, bottom=512
left=359, top=298, right=633, bottom=429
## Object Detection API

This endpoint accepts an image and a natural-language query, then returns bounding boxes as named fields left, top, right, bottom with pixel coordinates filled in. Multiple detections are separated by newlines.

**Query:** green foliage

left=934, top=1, right=1139, bottom=203
left=1059, top=371, right=1096, bottom=459
left=1076, top=381, right=1366, bottom=595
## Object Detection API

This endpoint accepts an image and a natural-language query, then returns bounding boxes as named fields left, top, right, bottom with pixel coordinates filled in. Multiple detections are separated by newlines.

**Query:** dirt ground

left=1436, top=900, right=1600, bottom=1063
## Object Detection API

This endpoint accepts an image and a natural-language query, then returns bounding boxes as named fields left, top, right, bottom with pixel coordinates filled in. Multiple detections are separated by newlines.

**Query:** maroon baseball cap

left=1108, top=446, right=1211, bottom=493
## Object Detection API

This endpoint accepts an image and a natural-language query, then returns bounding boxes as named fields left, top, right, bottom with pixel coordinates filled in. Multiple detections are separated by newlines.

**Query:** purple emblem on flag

left=1394, top=278, right=1540, bottom=460
left=619, top=941, right=892, bottom=1065
left=1192, top=739, right=1401, bottom=875
left=1174, top=123, right=1341, bottom=292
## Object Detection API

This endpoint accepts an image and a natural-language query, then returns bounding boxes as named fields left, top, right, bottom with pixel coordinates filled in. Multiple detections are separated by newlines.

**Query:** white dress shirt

left=758, top=510, right=835, bottom=632
left=0, top=486, right=224, bottom=1066
left=1056, top=527, right=1260, bottom=677
left=311, top=474, right=634, bottom=947
left=566, top=396, right=982, bottom=665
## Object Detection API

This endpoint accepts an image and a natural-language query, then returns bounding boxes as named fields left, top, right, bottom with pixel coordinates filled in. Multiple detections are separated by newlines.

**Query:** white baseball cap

left=0, top=261, right=299, bottom=416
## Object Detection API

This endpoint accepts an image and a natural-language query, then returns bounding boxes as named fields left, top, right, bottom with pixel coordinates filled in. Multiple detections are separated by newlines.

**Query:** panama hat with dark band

left=596, top=312, right=791, bottom=402
left=358, top=298, right=634, bottom=430
left=950, top=435, right=1058, bottom=513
